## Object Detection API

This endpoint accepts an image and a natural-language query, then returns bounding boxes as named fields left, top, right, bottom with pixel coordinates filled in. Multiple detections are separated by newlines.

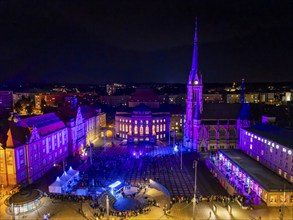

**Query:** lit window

left=134, top=126, right=138, bottom=134
left=153, top=120, right=155, bottom=123
left=160, top=124, right=162, bottom=132
left=272, top=143, right=275, bottom=147
left=120, top=124, right=122, bottom=130
left=250, top=144, right=252, bottom=150
left=152, top=125, right=155, bottom=135
left=145, top=126, right=149, bottom=134
left=135, top=120, right=137, bottom=124
left=283, top=148, right=286, bottom=153
left=146, top=120, right=149, bottom=124
left=122, top=124, right=125, bottom=132
left=163, top=124, right=166, bottom=131
left=126, top=120, right=128, bottom=123
left=129, top=125, right=132, bottom=134
left=288, top=150, right=292, bottom=155
left=156, top=125, right=159, bottom=133
left=140, top=126, right=143, bottom=136
left=276, top=145, right=279, bottom=149
left=129, top=120, right=132, bottom=123
left=126, top=125, right=128, bottom=132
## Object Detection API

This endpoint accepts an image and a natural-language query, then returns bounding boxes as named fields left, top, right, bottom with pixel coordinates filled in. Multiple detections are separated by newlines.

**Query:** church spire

left=191, top=17, right=198, bottom=72
left=189, top=17, right=200, bottom=84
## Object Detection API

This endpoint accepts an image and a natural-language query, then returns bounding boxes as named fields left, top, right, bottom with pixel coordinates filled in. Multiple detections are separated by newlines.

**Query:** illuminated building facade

left=239, top=123, right=293, bottom=184
left=115, top=104, right=170, bottom=143
left=0, top=113, right=68, bottom=186
left=185, top=20, right=250, bottom=151
left=57, top=105, right=101, bottom=156
left=206, top=149, right=293, bottom=207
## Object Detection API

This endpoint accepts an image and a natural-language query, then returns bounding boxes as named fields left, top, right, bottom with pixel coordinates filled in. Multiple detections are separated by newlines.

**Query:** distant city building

left=100, top=95, right=130, bottom=107
left=106, top=84, right=116, bottom=95
left=203, top=93, right=224, bottom=103
left=128, top=87, right=161, bottom=109
left=0, top=91, right=13, bottom=113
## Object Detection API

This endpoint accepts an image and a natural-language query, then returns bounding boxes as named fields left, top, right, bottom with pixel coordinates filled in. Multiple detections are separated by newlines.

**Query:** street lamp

left=193, top=160, right=197, bottom=220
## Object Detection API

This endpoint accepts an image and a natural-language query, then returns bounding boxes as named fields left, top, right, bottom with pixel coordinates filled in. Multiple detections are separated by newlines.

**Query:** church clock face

left=194, top=80, right=199, bottom=85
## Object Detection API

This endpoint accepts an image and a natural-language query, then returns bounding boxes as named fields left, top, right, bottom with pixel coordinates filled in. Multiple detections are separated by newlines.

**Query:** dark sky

left=0, top=0, right=292, bottom=84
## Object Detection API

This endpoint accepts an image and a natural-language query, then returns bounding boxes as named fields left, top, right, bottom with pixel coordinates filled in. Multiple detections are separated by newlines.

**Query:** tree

left=41, top=98, right=47, bottom=112
left=26, top=105, right=33, bottom=115
left=14, top=100, right=22, bottom=114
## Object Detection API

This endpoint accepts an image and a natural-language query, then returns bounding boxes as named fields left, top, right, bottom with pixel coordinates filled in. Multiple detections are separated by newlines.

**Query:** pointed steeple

left=189, top=17, right=200, bottom=84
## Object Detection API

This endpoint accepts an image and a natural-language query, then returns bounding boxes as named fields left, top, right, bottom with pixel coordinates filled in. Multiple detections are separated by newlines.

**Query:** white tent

left=59, top=171, right=72, bottom=185
left=49, top=177, right=65, bottom=194
left=67, top=166, right=79, bottom=179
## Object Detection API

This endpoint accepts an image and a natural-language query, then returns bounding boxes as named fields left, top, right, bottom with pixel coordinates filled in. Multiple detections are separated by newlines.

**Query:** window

left=140, top=126, right=143, bottom=136
left=156, top=125, right=159, bottom=133
left=145, top=126, right=149, bottom=135
left=129, top=125, right=132, bottom=134
left=134, top=126, right=138, bottom=134
left=152, top=125, right=155, bottom=135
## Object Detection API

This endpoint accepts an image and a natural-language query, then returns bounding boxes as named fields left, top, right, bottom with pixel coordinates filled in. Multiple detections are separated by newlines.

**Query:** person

left=209, top=211, right=212, bottom=218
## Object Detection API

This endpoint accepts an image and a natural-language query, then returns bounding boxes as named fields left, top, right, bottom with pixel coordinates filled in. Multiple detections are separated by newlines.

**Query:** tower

left=185, top=18, right=203, bottom=150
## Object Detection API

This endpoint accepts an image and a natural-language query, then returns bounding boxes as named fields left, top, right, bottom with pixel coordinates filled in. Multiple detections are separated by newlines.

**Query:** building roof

left=243, top=123, right=293, bottom=148
left=56, top=105, right=97, bottom=122
left=219, top=149, right=293, bottom=192
left=129, top=87, right=160, bottom=102
left=201, top=103, right=244, bottom=120
left=22, top=113, right=66, bottom=136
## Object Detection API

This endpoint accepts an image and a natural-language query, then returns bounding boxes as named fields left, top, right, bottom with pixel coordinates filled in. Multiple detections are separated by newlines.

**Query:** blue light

left=174, top=145, right=178, bottom=152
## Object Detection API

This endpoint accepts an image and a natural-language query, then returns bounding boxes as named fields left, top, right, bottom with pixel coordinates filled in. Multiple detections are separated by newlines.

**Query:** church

left=184, top=20, right=250, bottom=152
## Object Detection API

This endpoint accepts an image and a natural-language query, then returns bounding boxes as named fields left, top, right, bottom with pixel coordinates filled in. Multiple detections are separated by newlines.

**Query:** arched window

left=122, top=124, right=125, bottom=132
left=134, top=125, right=138, bottom=134
left=163, top=124, right=166, bottom=131
left=126, top=125, right=128, bottom=132
left=219, top=128, right=226, bottom=140
left=229, top=128, right=236, bottom=140
left=129, top=125, right=132, bottom=134
left=156, top=125, right=159, bottom=133
left=140, top=125, right=144, bottom=136
left=160, top=124, right=162, bottom=132
left=145, top=126, right=149, bottom=135
left=152, top=125, right=155, bottom=135
left=209, top=129, right=216, bottom=140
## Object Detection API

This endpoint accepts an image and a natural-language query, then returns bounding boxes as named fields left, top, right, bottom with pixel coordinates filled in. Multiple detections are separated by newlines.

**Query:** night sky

left=0, top=0, right=292, bottom=84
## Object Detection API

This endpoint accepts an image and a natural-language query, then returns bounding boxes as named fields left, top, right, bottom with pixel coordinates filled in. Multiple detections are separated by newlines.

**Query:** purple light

left=133, top=152, right=136, bottom=156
